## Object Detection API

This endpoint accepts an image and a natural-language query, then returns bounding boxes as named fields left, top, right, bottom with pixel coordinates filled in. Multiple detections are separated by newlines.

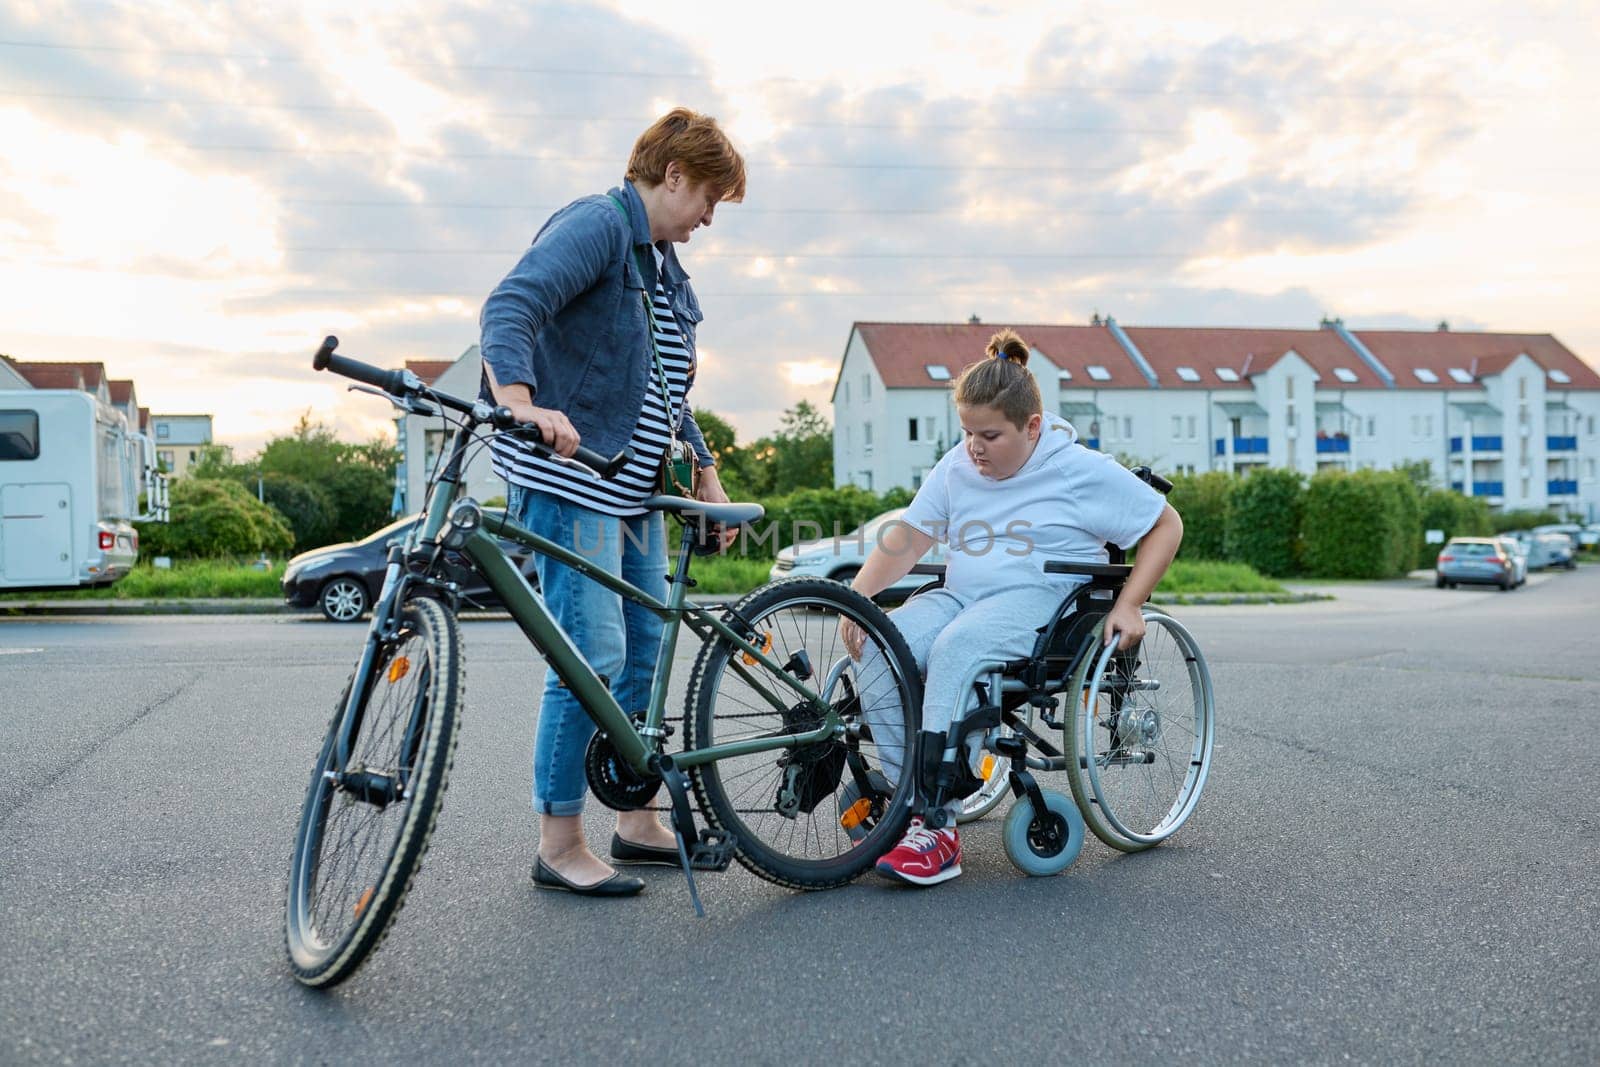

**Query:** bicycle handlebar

left=312, top=336, right=632, bottom=479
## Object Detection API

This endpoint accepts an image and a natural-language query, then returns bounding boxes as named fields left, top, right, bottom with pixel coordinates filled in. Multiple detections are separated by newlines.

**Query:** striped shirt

left=491, top=254, right=691, bottom=517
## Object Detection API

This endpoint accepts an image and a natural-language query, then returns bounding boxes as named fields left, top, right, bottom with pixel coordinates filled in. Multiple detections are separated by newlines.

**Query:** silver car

left=769, top=507, right=946, bottom=599
left=1435, top=537, right=1516, bottom=591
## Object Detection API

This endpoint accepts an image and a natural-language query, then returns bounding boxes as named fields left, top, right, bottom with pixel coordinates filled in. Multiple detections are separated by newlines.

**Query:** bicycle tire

left=684, top=578, right=921, bottom=889
left=285, top=596, right=464, bottom=986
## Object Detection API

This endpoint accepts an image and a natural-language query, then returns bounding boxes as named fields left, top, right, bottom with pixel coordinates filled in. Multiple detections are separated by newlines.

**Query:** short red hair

left=626, top=107, right=746, bottom=202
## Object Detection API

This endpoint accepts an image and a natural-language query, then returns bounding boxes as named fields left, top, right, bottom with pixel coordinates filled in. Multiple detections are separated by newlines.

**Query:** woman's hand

left=1102, top=599, right=1148, bottom=651
left=693, top=466, right=739, bottom=551
left=520, top=405, right=580, bottom=458
left=839, top=617, right=866, bottom=660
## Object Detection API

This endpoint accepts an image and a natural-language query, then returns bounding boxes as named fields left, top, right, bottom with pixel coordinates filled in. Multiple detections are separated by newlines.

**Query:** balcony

left=1548, top=479, right=1579, bottom=495
left=1547, top=436, right=1578, bottom=452
left=1451, top=481, right=1505, bottom=497
left=1449, top=435, right=1503, bottom=453
left=1084, top=438, right=1100, bottom=450
left=1315, top=436, right=1351, bottom=454
left=1214, top=436, right=1269, bottom=456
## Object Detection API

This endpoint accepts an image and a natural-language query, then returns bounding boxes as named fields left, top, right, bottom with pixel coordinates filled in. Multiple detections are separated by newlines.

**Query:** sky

left=1, top=0, right=1597, bottom=453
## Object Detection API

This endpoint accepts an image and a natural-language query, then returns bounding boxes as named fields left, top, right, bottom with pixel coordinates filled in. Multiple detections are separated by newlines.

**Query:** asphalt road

left=2, top=567, right=1596, bottom=1065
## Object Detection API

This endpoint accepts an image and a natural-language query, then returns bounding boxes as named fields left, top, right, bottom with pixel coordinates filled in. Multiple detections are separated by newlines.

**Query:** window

left=1216, top=368, right=1240, bottom=382
left=923, top=417, right=935, bottom=440
left=156, top=424, right=170, bottom=440
left=1448, top=368, right=1473, bottom=384
left=1423, top=415, right=1433, bottom=437
left=1104, top=417, right=1119, bottom=443
left=862, top=375, right=871, bottom=401
left=842, top=382, right=849, bottom=404
left=1367, top=417, right=1377, bottom=436
left=1410, top=415, right=1420, bottom=436
left=1589, top=416, right=1596, bottom=435
left=1187, top=415, right=1198, bottom=439
left=1549, top=369, right=1571, bottom=384
left=1086, top=365, right=1111, bottom=382
left=188, top=449, right=197, bottom=462
left=1176, top=366, right=1200, bottom=382
left=1333, top=367, right=1358, bottom=383
left=1587, top=459, right=1596, bottom=480
left=926, top=365, right=950, bottom=381
left=1058, top=369, right=1072, bottom=383
left=1286, top=377, right=1295, bottom=400
left=1123, top=416, right=1133, bottom=439
left=157, top=450, right=173, bottom=469
left=908, top=418, right=919, bottom=441
left=1287, top=407, right=1296, bottom=428
left=1521, top=477, right=1530, bottom=497
left=912, top=471, right=923, bottom=489
left=0, top=410, right=40, bottom=460
left=863, top=422, right=873, bottom=454
left=1172, top=415, right=1183, bottom=439
left=1519, top=378, right=1527, bottom=399
left=1414, top=368, right=1439, bottom=383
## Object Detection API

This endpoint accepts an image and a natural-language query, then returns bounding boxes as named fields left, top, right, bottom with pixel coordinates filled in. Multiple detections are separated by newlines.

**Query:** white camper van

left=1, top=389, right=169, bottom=591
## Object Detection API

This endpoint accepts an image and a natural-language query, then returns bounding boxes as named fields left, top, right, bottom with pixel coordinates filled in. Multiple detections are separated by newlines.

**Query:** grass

left=0, top=559, right=284, bottom=599
left=1, top=555, right=1287, bottom=602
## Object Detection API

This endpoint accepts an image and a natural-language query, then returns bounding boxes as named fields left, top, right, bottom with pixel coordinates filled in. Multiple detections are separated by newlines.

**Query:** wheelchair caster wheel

left=1002, top=789, right=1085, bottom=876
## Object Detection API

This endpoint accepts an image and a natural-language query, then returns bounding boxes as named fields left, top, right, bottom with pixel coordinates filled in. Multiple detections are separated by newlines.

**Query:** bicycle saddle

left=641, top=496, right=766, bottom=526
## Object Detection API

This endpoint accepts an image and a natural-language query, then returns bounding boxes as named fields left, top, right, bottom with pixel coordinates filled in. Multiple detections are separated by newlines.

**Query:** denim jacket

left=478, top=180, right=713, bottom=467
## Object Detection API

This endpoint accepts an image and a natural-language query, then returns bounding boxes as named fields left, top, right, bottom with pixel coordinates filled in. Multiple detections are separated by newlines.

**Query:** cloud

left=0, top=1, right=1507, bottom=448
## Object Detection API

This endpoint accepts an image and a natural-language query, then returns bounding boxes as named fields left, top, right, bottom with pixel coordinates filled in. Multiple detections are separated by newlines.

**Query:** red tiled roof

left=1123, top=326, right=1388, bottom=390
left=109, top=379, right=135, bottom=404
left=15, top=365, right=85, bottom=390
left=852, top=322, right=1146, bottom=391
left=405, top=359, right=454, bottom=386
left=138, top=406, right=151, bottom=432
left=1354, top=330, right=1600, bottom=390
left=10, top=360, right=107, bottom=389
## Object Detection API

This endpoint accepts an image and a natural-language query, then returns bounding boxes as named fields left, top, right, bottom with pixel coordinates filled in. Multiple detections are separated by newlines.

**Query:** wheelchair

left=896, top=466, right=1216, bottom=876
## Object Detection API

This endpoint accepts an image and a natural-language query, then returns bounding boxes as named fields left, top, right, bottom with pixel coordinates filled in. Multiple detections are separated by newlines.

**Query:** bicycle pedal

left=688, top=828, right=737, bottom=871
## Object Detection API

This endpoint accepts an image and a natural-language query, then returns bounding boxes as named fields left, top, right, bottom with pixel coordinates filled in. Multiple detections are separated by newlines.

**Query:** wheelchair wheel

left=954, top=706, right=1034, bottom=825
left=1001, top=789, right=1085, bottom=876
left=1064, top=609, right=1214, bottom=852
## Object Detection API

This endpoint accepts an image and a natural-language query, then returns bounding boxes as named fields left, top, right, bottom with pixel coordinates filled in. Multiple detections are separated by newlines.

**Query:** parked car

left=1495, top=535, right=1528, bottom=587
left=282, top=510, right=540, bottom=621
left=1578, top=525, right=1600, bottom=550
left=1435, top=537, right=1517, bottom=591
left=1501, top=530, right=1575, bottom=572
left=769, top=507, right=946, bottom=600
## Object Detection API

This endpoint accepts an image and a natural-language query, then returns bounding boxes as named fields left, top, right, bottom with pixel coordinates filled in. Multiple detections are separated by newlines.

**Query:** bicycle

left=284, top=337, right=923, bottom=987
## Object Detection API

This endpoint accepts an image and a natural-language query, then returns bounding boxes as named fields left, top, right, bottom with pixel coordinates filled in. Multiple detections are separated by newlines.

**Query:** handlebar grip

left=513, top=422, right=631, bottom=480
left=311, top=335, right=408, bottom=396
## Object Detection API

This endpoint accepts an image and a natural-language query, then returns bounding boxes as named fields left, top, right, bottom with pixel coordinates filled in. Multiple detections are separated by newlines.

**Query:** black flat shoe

left=609, top=832, right=683, bottom=867
left=531, top=856, right=645, bottom=897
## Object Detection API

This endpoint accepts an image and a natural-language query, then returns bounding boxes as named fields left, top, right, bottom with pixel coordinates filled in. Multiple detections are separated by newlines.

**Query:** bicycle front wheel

left=285, top=596, right=464, bottom=986
left=684, top=578, right=922, bottom=889
left=1064, top=609, right=1214, bottom=852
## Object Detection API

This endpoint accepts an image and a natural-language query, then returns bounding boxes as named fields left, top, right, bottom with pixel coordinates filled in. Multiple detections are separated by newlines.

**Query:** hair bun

left=985, top=328, right=1030, bottom=368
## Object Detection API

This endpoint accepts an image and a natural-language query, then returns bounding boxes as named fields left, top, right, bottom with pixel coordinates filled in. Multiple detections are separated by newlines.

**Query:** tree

left=772, top=400, right=833, bottom=494
left=136, top=478, right=294, bottom=558
left=255, top=412, right=397, bottom=544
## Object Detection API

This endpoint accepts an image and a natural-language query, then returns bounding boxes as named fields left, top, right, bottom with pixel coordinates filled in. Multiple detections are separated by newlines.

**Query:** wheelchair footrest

left=688, top=828, right=737, bottom=871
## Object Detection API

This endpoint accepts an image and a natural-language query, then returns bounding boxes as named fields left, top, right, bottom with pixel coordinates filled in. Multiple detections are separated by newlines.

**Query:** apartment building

left=830, top=318, right=1600, bottom=519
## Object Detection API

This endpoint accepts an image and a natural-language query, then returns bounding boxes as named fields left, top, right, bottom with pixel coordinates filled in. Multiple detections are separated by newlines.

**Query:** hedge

left=1224, top=468, right=1304, bottom=577
left=136, top=478, right=295, bottom=559
left=1300, top=469, right=1420, bottom=578
left=1418, top=488, right=1493, bottom=565
left=1167, top=470, right=1234, bottom=562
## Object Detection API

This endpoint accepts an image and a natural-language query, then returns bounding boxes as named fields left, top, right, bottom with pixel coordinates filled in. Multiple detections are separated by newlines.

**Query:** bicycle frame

left=334, top=417, right=843, bottom=781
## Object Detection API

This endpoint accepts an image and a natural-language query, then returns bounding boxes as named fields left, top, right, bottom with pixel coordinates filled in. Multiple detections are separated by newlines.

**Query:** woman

left=478, top=108, right=746, bottom=896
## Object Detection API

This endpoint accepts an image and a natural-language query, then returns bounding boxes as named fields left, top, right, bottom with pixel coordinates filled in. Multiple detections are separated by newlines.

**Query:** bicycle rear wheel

left=285, top=596, right=463, bottom=986
left=1064, top=609, right=1214, bottom=852
left=684, top=578, right=921, bottom=889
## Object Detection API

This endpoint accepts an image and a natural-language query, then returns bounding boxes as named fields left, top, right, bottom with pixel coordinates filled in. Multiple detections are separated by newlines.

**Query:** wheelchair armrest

left=908, top=563, right=946, bottom=576
left=1043, top=561, right=1133, bottom=579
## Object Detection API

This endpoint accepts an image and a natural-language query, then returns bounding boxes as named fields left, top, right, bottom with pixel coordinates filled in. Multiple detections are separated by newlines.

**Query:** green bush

left=136, top=478, right=295, bottom=559
left=1167, top=470, right=1235, bottom=562
left=1300, top=469, right=1418, bottom=578
left=749, top=485, right=886, bottom=557
left=1224, top=468, right=1303, bottom=576
left=1491, top=508, right=1563, bottom=534
left=1418, top=489, right=1493, bottom=564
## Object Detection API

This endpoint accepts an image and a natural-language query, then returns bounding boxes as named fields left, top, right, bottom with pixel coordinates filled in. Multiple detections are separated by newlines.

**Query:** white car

left=769, top=507, right=946, bottom=599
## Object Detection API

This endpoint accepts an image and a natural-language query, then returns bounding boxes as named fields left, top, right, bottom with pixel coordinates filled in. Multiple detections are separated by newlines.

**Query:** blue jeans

left=509, top=485, right=668, bottom=815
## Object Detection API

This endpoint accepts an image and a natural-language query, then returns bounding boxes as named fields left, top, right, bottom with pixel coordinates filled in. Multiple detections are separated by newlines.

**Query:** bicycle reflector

left=388, top=656, right=411, bottom=683
left=839, top=797, right=872, bottom=831
left=742, top=632, right=774, bottom=666
left=979, top=755, right=997, bottom=780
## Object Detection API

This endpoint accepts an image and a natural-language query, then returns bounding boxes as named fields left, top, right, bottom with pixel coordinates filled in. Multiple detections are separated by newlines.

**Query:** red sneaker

left=875, top=817, right=961, bottom=886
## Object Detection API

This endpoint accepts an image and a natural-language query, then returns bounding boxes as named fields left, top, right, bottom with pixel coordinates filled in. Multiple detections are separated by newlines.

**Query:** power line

left=0, top=90, right=1187, bottom=135
left=1, top=37, right=1577, bottom=102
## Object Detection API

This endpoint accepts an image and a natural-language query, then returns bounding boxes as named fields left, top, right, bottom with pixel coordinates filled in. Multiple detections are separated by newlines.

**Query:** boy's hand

left=1103, top=601, right=1147, bottom=651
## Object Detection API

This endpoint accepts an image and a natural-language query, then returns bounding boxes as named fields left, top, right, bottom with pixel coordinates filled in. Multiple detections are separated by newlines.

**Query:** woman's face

left=958, top=404, right=1041, bottom=480
left=653, top=163, right=720, bottom=243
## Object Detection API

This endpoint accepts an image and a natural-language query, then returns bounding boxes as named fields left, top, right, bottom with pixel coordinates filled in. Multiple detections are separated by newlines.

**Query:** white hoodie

left=900, top=413, right=1166, bottom=599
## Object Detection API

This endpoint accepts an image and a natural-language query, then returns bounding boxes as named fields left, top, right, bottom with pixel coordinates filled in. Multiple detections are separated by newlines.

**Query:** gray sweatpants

left=858, top=583, right=1075, bottom=785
